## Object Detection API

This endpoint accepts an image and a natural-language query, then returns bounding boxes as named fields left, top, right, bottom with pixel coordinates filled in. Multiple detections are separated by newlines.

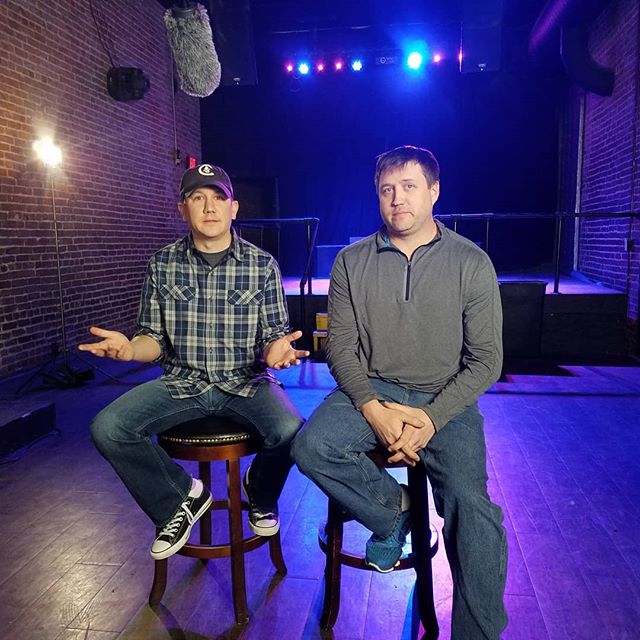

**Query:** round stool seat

left=157, top=416, right=259, bottom=462
left=159, top=415, right=254, bottom=446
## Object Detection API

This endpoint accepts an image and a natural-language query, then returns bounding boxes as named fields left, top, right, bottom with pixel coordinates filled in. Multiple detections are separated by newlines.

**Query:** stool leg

left=227, top=457, right=250, bottom=624
left=199, top=460, right=212, bottom=547
left=408, top=465, right=439, bottom=639
left=269, top=530, right=287, bottom=575
left=149, top=557, right=168, bottom=605
left=320, top=499, right=344, bottom=631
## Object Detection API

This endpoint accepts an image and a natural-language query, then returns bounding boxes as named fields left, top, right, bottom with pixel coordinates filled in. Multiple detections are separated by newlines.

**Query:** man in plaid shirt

left=80, top=164, right=308, bottom=560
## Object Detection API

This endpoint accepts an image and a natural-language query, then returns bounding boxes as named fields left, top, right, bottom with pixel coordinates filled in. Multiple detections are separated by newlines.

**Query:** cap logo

left=198, top=164, right=214, bottom=176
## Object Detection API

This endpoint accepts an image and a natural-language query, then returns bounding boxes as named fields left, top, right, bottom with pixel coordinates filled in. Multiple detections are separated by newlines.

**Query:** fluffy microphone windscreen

left=164, top=3, right=221, bottom=97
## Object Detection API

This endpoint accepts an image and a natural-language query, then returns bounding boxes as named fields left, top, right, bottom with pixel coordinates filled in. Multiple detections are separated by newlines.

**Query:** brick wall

left=0, top=0, right=201, bottom=377
left=575, top=0, right=640, bottom=348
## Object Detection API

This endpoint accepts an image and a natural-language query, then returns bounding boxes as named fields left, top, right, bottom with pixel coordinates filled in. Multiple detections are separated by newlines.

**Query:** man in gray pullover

left=292, top=145, right=507, bottom=639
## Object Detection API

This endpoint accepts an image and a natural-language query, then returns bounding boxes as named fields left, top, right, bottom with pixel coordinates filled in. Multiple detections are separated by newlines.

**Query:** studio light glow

left=351, top=59, right=363, bottom=72
left=433, top=53, right=442, bottom=63
left=33, top=138, right=62, bottom=167
left=298, top=62, right=310, bottom=75
left=407, top=51, right=423, bottom=70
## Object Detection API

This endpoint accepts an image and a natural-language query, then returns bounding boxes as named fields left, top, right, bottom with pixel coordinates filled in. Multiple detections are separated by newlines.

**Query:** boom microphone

left=164, top=2, right=221, bottom=97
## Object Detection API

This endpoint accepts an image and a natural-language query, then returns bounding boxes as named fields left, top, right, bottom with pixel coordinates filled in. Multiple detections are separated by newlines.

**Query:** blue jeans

left=291, top=378, right=508, bottom=640
left=91, top=378, right=303, bottom=527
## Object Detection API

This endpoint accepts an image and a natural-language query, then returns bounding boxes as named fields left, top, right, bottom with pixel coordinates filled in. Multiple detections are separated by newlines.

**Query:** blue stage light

left=298, top=62, right=310, bottom=75
left=351, top=59, right=363, bottom=72
left=407, top=51, right=423, bottom=70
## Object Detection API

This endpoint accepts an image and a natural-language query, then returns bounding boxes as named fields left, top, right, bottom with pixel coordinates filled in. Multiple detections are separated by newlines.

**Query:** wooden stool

left=148, top=416, right=287, bottom=624
left=318, top=450, right=439, bottom=638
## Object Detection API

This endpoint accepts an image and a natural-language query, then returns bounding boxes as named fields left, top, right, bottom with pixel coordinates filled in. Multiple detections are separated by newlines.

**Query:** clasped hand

left=363, top=400, right=435, bottom=466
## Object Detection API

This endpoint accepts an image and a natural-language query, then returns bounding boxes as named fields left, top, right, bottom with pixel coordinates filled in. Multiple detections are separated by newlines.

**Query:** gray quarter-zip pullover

left=325, top=220, right=503, bottom=430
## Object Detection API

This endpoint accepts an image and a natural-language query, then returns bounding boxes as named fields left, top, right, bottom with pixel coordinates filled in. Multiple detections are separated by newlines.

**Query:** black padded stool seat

left=148, top=415, right=287, bottom=624
left=318, top=449, right=439, bottom=638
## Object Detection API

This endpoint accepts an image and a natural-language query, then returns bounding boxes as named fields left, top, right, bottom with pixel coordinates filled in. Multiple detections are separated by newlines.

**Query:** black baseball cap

left=179, top=164, right=233, bottom=200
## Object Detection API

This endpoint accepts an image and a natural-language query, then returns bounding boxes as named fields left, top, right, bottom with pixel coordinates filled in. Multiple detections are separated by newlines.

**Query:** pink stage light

left=285, top=63, right=294, bottom=73
left=433, top=53, right=442, bottom=63
left=334, top=60, right=344, bottom=71
left=316, top=62, right=325, bottom=72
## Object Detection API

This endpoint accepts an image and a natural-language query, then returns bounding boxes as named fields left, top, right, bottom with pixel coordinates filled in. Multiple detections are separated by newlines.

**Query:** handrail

left=233, top=217, right=320, bottom=340
left=437, top=211, right=639, bottom=294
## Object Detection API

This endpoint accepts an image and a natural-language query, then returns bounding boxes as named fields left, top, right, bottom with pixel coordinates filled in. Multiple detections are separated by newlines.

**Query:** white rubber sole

left=150, top=492, right=214, bottom=560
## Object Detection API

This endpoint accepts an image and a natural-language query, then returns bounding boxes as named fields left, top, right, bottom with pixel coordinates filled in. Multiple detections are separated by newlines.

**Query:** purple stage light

left=433, top=53, right=442, bottom=63
left=285, top=63, right=294, bottom=73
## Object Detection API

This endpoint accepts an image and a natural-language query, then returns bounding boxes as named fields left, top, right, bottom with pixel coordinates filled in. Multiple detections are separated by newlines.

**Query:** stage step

left=0, top=400, right=56, bottom=459
left=286, top=285, right=628, bottom=358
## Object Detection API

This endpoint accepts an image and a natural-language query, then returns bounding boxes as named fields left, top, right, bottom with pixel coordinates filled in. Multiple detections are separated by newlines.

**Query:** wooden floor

left=2, top=357, right=640, bottom=639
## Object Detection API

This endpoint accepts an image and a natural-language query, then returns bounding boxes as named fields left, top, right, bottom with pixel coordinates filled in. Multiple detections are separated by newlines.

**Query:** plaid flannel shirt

left=134, top=232, right=290, bottom=398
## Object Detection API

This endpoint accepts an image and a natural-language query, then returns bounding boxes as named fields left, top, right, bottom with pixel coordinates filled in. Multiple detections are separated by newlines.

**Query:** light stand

left=17, top=140, right=121, bottom=394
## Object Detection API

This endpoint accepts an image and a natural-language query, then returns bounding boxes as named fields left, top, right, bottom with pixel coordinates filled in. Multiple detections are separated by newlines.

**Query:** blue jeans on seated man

left=291, top=378, right=508, bottom=640
left=91, top=378, right=303, bottom=527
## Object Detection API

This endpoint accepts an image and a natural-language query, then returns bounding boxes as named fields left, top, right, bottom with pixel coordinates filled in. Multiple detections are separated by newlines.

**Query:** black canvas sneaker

left=242, top=466, right=280, bottom=536
left=150, top=484, right=213, bottom=560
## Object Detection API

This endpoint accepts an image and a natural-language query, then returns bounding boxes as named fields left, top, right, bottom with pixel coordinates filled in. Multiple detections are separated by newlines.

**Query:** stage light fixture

left=316, top=62, right=325, bottom=72
left=33, top=138, right=62, bottom=167
left=433, top=53, right=442, bottom=63
left=285, top=63, right=294, bottom=73
left=334, top=60, right=344, bottom=71
left=351, top=59, right=363, bottom=72
left=407, top=51, right=423, bottom=70
left=298, top=62, right=310, bottom=75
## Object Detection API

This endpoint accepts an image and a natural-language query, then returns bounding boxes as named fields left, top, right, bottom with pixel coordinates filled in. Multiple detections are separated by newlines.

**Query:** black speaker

left=233, top=176, right=280, bottom=260
left=106, top=67, right=149, bottom=101
left=209, top=0, right=258, bottom=86
left=461, top=0, right=504, bottom=73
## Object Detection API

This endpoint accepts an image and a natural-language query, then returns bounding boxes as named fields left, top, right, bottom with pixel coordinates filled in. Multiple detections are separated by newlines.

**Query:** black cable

left=89, top=0, right=117, bottom=68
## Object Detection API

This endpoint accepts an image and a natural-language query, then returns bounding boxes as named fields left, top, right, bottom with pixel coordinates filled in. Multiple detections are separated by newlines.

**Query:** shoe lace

left=253, top=509, right=277, bottom=520
left=159, top=502, right=191, bottom=537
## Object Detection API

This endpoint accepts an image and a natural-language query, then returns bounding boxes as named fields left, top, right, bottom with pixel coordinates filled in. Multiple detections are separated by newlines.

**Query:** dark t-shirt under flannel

left=134, top=233, right=290, bottom=398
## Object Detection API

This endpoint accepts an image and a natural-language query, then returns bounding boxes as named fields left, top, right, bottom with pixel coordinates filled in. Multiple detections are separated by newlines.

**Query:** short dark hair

left=374, top=145, right=440, bottom=191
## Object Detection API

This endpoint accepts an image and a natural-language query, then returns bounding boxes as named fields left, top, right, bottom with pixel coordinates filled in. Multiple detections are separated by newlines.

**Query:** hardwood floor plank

left=0, top=511, right=121, bottom=627
left=516, top=532, right=610, bottom=640
left=502, top=595, right=549, bottom=640
left=5, top=563, right=119, bottom=640
left=55, top=628, right=119, bottom=640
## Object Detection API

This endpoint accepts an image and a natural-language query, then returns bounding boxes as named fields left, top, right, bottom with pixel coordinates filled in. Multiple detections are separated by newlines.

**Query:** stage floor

left=1, top=356, right=640, bottom=639
left=283, top=271, right=624, bottom=296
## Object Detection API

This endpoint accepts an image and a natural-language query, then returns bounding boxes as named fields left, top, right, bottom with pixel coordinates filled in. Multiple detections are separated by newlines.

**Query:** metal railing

left=438, top=211, right=639, bottom=294
left=234, top=217, right=320, bottom=336
left=233, top=212, right=637, bottom=340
